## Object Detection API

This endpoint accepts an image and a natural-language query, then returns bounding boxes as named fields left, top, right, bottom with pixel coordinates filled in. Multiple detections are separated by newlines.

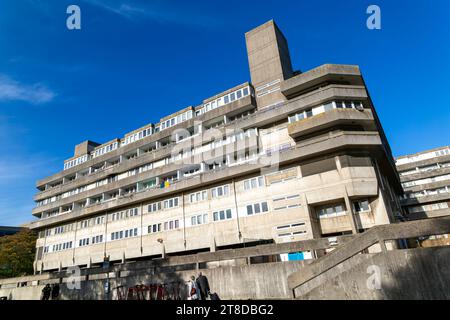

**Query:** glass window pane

left=220, top=211, right=225, bottom=220
left=226, top=209, right=232, bottom=219
left=247, top=205, right=253, bottom=215
left=262, top=202, right=268, bottom=212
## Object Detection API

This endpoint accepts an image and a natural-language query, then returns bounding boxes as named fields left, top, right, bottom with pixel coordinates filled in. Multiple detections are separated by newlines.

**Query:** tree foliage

left=0, top=229, right=36, bottom=279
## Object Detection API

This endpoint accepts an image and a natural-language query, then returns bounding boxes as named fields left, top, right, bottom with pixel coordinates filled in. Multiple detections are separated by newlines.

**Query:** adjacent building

left=29, top=20, right=403, bottom=273
left=396, top=146, right=450, bottom=220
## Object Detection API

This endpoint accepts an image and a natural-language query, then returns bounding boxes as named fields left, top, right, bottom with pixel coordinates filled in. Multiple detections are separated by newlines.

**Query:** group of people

left=41, top=283, right=60, bottom=300
left=187, top=272, right=219, bottom=300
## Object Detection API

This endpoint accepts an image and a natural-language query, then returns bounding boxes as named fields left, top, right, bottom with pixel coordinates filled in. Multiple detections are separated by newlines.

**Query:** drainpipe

left=232, top=179, right=242, bottom=241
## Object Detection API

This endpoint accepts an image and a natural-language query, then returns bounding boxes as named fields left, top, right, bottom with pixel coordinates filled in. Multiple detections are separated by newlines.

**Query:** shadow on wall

left=379, top=245, right=450, bottom=300
left=58, top=259, right=192, bottom=300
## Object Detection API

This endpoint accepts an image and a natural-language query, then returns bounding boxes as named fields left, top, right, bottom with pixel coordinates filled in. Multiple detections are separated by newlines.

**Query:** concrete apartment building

left=396, top=146, right=450, bottom=220
left=29, top=20, right=403, bottom=273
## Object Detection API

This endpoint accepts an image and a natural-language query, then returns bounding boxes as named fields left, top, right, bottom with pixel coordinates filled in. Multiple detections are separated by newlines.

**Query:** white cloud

left=0, top=74, right=55, bottom=104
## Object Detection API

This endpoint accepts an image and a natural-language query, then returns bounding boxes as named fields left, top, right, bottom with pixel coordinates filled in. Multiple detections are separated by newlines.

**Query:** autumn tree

left=0, top=229, right=36, bottom=279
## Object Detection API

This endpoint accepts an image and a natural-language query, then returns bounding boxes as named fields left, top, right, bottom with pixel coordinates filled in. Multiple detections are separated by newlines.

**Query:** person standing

left=41, top=284, right=51, bottom=300
left=51, top=283, right=60, bottom=300
left=187, top=276, right=198, bottom=300
left=196, top=272, right=210, bottom=300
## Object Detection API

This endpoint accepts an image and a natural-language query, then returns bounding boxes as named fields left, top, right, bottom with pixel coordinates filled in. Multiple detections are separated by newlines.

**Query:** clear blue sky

left=1, top=0, right=449, bottom=226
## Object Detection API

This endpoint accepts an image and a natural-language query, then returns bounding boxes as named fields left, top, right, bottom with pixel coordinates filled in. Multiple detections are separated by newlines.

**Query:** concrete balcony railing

left=399, top=166, right=450, bottom=183
left=396, top=154, right=450, bottom=172
left=36, top=94, right=257, bottom=189
left=281, top=64, right=364, bottom=99
left=32, top=135, right=260, bottom=216
left=287, top=108, right=376, bottom=140
left=34, top=84, right=369, bottom=202
left=29, top=130, right=384, bottom=229
left=401, top=192, right=450, bottom=206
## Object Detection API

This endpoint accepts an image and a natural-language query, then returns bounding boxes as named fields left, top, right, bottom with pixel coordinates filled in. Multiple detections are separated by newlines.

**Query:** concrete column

left=155, top=141, right=161, bottom=149
left=223, top=115, right=227, bottom=124
left=344, top=191, right=359, bottom=234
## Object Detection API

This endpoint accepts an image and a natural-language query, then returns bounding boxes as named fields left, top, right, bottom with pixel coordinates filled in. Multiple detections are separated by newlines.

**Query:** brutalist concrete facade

left=29, top=20, right=403, bottom=273
left=396, top=146, right=450, bottom=220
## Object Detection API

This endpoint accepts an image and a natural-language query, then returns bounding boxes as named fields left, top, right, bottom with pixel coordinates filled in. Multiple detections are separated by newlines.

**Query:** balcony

left=288, top=108, right=376, bottom=140
left=281, top=64, right=364, bottom=99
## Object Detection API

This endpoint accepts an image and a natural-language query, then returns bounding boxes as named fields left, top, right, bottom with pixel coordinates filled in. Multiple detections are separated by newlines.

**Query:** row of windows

left=211, top=185, right=230, bottom=198
left=45, top=126, right=259, bottom=204
left=60, top=87, right=252, bottom=172
left=316, top=200, right=371, bottom=219
left=396, top=148, right=450, bottom=166
left=189, top=191, right=208, bottom=203
left=399, top=161, right=450, bottom=177
left=80, top=216, right=105, bottom=229
left=191, top=214, right=208, bottom=226
left=403, top=186, right=450, bottom=199
left=122, top=127, right=153, bottom=146
left=111, top=228, right=138, bottom=241
left=160, top=110, right=193, bottom=131
left=288, top=100, right=364, bottom=124
left=64, top=155, right=89, bottom=170
left=198, top=86, right=251, bottom=115
left=408, top=202, right=449, bottom=214
left=52, top=241, right=73, bottom=252
left=402, top=173, right=450, bottom=188
left=111, top=208, right=139, bottom=221
left=246, top=202, right=269, bottom=216
left=244, top=176, right=264, bottom=190
left=92, top=142, right=119, bottom=159
left=213, top=209, right=233, bottom=221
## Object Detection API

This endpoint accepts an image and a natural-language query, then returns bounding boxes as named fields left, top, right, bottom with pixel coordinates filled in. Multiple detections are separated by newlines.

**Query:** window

left=243, top=176, right=264, bottom=190
left=213, top=209, right=232, bottom=221
left=95, top=216, right=105, bottom=225
left=164, top=197, right=179, bottom=209
left=211, top=185, right=230, bottom=198
left=316, top=204, right=346, bottom=219
left=353, top=200, right=370, bottom=213
left=189, top=190, right=208, bottom=203
left=191, top=214, right=208, bottom=226
left=164, top=219, right=180, bottom=231
left=54, top=226, right=64, bottom=234
left=246, top=202, right=268, bottom=215
left=79, top=238, right=90, bottom=247
left=148, top=202, right=162, bottom=213
left=148, top=223, right=162, bottom=234
left=92, top=235, right=103, bottom=244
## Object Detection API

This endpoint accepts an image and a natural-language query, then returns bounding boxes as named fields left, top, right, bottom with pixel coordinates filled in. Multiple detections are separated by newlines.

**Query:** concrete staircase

left=287, top=217, right=450, bottom=299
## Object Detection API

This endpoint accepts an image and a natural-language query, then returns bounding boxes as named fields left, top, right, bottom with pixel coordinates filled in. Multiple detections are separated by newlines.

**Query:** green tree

left=0, top=229, right=37, bottom=279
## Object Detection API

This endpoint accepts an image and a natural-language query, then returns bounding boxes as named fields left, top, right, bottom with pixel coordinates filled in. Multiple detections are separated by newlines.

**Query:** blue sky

left=0, top=0, right=449, bottom=226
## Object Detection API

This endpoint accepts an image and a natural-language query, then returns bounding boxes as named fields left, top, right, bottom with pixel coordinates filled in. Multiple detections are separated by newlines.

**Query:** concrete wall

left=1, top=261, right=307, bottom=300
left=295, top=247, right=450, bottom=300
